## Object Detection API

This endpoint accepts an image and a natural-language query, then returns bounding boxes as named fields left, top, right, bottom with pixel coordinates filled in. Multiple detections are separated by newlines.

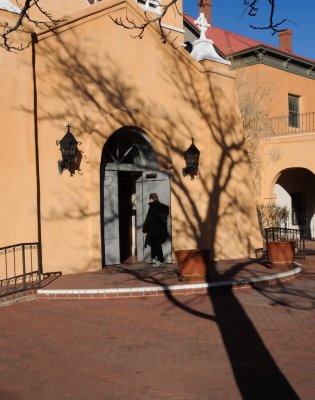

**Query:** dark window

left=288, top=94, right=300, bottom=128
left=291, top=192, right=306, bottom=226
left=137, top=0, right=159, bottom=9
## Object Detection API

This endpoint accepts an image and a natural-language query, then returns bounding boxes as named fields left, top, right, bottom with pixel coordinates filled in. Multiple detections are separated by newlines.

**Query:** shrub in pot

left=257, top=203, right=295, bottom=266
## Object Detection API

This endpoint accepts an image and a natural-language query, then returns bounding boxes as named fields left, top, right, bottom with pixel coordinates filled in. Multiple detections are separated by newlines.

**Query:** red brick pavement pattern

left=0, top=261, right=314, bottom=400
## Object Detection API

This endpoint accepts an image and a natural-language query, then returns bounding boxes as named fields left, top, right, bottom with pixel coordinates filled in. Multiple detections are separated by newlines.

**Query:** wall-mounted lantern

left=56, top=124, right=81, bottom=176
left=182, top=138, right=200, bottom=180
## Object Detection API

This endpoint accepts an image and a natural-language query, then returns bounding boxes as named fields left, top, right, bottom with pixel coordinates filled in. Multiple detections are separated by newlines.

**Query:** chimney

left=198, top=0, right=212, bottom=24
left=278, top=29, right=292, bottom=53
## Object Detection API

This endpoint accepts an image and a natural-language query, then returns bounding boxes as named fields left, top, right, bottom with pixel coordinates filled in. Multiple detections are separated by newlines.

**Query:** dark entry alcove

left=100, top=127, right=172, bottom=267
left=118, top=171, right=141, bottom=264
left=276, top=167, right=315, bottom=239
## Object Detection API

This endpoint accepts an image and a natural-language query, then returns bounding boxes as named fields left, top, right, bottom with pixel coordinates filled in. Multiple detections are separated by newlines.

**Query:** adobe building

left=185, top=1, right=315, bottom=239
left=0, top=0, right=261, bottom=276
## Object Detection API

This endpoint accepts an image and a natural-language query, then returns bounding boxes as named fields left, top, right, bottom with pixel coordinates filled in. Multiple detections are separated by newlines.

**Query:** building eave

left=231, top=45, right=315, bottom=80
left=183, top=14, right=315, bottom=79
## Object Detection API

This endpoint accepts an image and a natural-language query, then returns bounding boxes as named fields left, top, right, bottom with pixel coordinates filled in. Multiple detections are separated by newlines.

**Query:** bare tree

left=0, top=0, right=286, bottom=50
left=113, top=0, right=287, bottom=42
left=242, top=0, right=291, bottom=34
left=112, top=0, right=181, bottom=43
left=234, top=65, right=279, bottom=198
left=0, top=0, right=64, bottom=51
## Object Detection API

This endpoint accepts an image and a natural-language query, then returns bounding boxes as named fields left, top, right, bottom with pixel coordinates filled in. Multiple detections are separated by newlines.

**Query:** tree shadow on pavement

left=252, top=259, right=315, bottom=311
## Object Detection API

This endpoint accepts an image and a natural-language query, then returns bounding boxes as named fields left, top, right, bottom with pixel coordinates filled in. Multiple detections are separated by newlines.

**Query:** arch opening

left=100, top=127, right=172, bottom=266
left=101, top=127, right=159, bottom=170
left=274, top=168, right=315, bottom=239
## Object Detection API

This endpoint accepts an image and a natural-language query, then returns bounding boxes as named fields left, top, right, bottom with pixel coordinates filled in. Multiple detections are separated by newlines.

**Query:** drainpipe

left=31, top=32, right=43, bottom=281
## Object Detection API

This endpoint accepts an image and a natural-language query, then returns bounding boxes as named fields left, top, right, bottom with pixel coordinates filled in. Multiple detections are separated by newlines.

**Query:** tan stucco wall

left=0, top=0, right=261, bottom=274
left=0, top=44, right=38, bottom=246
left=234, top=62, right=315, bottom=205
left=261, top=134, right=315, bottom=201
left=236, top=63, right=315, bottom=117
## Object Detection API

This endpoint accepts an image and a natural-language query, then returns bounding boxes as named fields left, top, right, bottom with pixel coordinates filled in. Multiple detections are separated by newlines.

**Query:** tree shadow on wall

left=29, top=31, right=301, bottom=399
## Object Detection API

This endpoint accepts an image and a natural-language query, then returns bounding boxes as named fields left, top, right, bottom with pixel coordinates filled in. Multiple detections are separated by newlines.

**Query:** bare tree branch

left=112, top=0, right=288, bottom=42
left=243, top=0, right=290, bottom=34
left=1, top=0, right=66, bottom=51
left=110, top=0, right=180, bottom=43
left=0, top=0, right=288, bottom=51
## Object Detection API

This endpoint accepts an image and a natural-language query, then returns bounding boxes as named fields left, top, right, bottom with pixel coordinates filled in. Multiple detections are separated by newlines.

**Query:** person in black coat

left=142, top=193, right=169, bottom=266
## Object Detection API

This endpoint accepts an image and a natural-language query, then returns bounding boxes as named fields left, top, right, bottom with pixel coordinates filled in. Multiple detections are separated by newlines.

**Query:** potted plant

left=257, top=203, right=295, bottom=266
left=176, top=249, right=210, bottom=282
left=257, top=203, right=290, bottom=233
left=266, top=239, right=295, bottom=265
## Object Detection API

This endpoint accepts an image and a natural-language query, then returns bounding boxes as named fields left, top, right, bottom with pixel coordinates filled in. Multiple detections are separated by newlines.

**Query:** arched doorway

left=100, top=127, right=172, bottom=266
left=274, top=168, right=315, bottom=239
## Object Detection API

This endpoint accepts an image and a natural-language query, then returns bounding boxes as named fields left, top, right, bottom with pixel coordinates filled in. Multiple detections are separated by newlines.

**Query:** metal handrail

left=0, top=242, right=42, bottom=297
left=0, top=242, right=39, bottom=251
left=264, top=227, right=305, bottom=259
left=268, top=112, right=315, bottom=137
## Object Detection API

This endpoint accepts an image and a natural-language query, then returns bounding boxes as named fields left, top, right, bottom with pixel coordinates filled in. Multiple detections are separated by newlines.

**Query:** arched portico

left=273, top=168, right=315, bottom=239
left=100, top=127, right=172, bottom=266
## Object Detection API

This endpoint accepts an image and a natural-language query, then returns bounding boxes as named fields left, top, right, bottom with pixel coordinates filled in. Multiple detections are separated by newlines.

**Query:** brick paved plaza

left=0, top=260, right=314, bottom=400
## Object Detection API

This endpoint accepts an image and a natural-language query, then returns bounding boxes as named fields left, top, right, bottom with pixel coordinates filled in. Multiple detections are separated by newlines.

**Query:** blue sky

left=183, top=1, right=315, bottom=60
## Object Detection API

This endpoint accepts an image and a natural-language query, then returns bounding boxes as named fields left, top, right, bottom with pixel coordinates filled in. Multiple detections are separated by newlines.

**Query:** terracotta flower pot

left=266, top=240, right=295, bottom=266
left=176, top=249, right=210, bottom=282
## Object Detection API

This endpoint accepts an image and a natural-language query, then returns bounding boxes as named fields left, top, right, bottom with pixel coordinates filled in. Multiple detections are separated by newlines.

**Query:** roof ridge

left=226, top=30, right=261, bottom=46
left=183, top=14, right=315, bottom=64
left=223, top=30, right=233, bottom=56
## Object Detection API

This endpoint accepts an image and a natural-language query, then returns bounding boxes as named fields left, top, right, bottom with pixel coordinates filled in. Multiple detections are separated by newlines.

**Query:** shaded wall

left=0, top=43, right=38, bottom=246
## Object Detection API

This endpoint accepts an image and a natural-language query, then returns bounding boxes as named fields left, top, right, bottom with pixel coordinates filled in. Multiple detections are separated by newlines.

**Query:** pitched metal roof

left=184, top=13, right=315, bottom=65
